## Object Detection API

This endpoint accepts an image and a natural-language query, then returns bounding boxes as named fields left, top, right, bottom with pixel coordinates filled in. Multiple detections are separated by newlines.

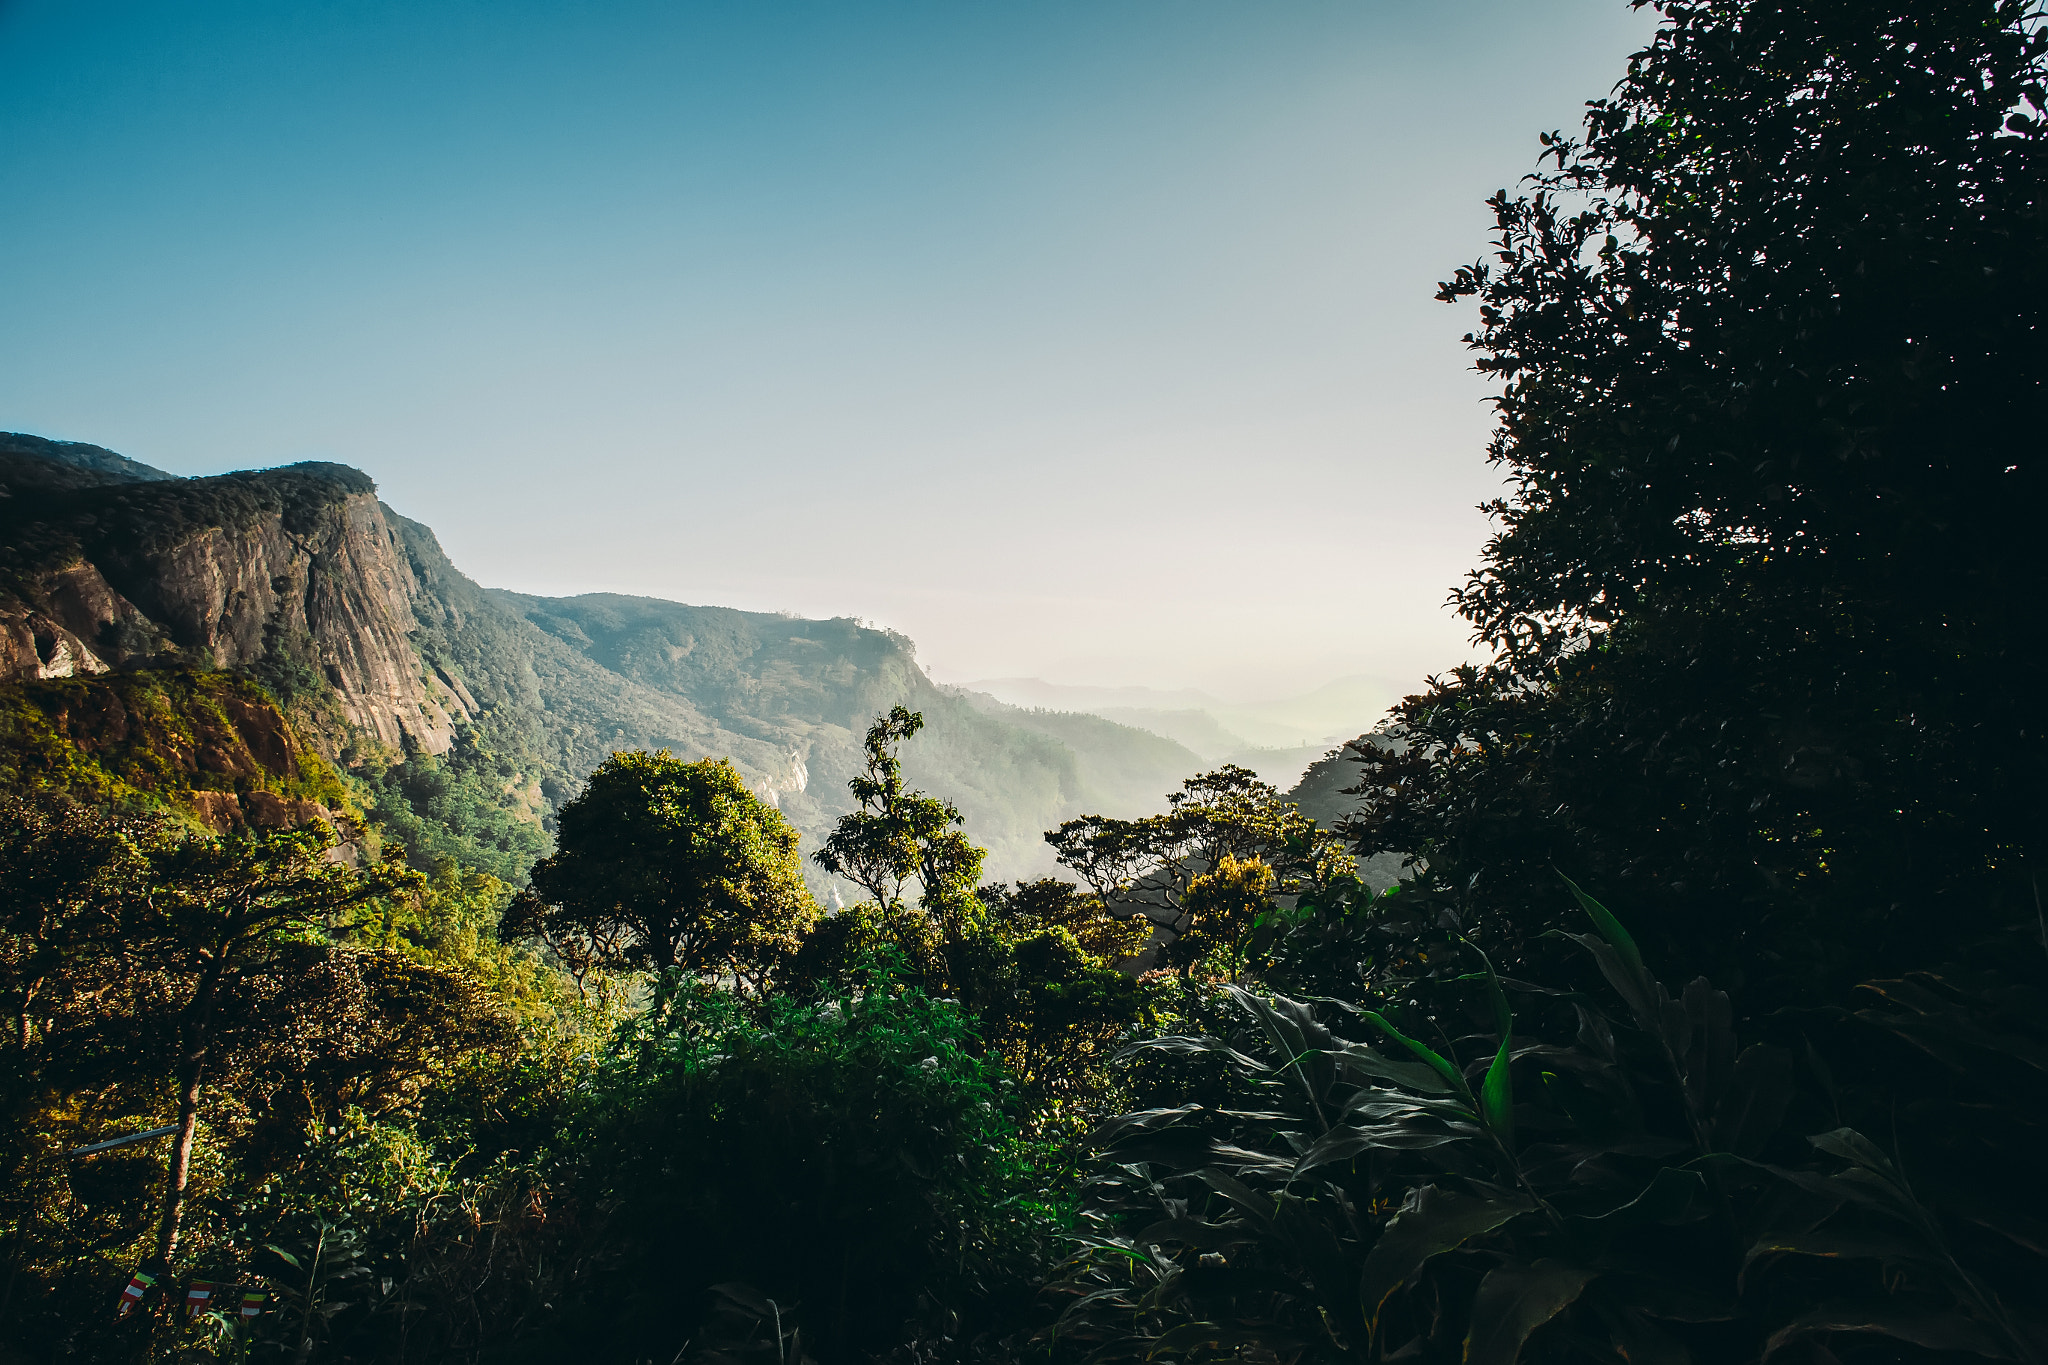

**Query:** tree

left=1049, top=766, right=1346, bottom=978
left=1354, top=0, right=2048, bottom=993
left=131, top=822, right=417, bottom=1268
left=0, top=795, right=140, bottom=1063
left=506, top=752, right=818, bottom=996
left=815, top=707, right=984, bottom=929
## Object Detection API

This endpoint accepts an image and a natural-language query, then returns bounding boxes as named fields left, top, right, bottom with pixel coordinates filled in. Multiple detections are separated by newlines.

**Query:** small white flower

left=920, top=1056, right=940, bottom=1072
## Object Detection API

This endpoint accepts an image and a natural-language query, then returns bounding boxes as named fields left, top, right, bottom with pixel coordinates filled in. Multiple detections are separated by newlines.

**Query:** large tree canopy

left=1445, top=0, right=2045, bottom=653
left=1351, top=0, right=2048, bottom=995
left=507, top=752, right=817, bottom=991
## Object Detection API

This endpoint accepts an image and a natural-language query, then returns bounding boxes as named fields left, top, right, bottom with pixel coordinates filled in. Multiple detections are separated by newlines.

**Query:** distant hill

left=0, top=433, right=1216, bottom=885
left=1094, top=707, right=1251, bottom=761
left=968, top=674, right=1396, bottom=758
left=1285, top=733, right=1408, bottom=893
left=951, top=688, right=1204, bottom=817
left=1219, top=742, right=1337, bottom=792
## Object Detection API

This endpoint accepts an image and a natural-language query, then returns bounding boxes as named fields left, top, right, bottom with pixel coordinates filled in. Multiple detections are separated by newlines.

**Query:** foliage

left=817, top=706, right=986, bottom=920
left=803, top=721, right=1158, bottom=1143
left=5, top=5, right=2045, bottom=1362
left=505, top=750, right=819, bottom=992
left=1353, top=0, right=2048, bottom=1000
left=0, top=669, right=356, bottom=826
left=0, top=794, right=534, bottom=1362
left=574, top=974, right=1069, bottom=1363
left=1049, top=766, right=1354, bottom=980
left=357, top=722, right=550, bottom=885
left=1052, top=888, right=2048, bottom=1364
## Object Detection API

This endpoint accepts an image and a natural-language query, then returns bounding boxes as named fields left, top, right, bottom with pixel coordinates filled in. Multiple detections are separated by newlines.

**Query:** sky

left=0, top=0, right=1657, bottom=701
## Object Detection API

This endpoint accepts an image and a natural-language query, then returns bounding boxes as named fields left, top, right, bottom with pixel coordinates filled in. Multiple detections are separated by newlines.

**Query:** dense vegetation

left=2, top=1, right=2043, bottom=1362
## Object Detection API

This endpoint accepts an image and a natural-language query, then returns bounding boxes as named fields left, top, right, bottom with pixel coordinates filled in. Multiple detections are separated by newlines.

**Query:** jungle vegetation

left=2, top=1, right=2045, bottom=1362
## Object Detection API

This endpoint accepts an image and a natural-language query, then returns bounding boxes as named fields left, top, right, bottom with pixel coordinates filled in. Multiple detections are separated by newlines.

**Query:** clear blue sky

left=0, top=0, right=1655, bottom=699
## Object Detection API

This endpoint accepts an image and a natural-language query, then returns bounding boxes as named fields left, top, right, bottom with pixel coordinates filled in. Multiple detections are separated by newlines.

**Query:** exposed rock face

left=103, top=486, right=468, bottom=753
left=0, top=441, right=467, bottom=757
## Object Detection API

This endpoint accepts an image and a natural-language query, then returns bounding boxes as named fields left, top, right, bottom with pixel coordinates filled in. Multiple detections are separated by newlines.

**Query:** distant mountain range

left=964, top=674, right=1396, bottom=789
left=0, top=432, right=1392, bottom=884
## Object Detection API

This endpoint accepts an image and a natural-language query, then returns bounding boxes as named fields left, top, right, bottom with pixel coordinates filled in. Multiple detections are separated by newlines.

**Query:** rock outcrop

left=0, top=438, right=467, bottom=756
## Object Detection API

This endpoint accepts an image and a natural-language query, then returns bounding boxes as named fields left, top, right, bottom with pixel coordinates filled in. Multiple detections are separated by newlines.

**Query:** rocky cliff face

left=0, top=438, right=466, bottom=757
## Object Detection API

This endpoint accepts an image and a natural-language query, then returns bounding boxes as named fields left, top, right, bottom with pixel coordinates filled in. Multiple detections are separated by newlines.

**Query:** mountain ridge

left=0, top=434, right=1227, bottom=882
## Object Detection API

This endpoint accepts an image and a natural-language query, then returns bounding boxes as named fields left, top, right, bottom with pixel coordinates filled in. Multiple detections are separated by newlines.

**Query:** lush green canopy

left=507, top=750, right=818, bottom=989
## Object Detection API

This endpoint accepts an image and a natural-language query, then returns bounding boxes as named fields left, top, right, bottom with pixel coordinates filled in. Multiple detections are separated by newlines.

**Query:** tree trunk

left=153, top=1039, right=208, bottom=1269
left=154, top=954, right=225, bottom=1269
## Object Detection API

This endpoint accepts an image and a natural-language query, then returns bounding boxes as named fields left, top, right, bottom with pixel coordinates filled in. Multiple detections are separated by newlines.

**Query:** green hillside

left=484, top=590, right=1200, bottom=881
left=0, top=440, right=1218, bottom=889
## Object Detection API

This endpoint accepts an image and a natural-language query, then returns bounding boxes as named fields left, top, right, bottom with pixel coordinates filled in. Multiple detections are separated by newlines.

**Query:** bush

left=573, top=973, right=1070, bottom=1362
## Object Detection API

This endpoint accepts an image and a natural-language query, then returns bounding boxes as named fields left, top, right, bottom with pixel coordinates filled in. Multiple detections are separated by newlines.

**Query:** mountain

left=0, top=435, right=1211, bottom=884
left=967, top=674, right=1398, bottom=762
left=0, top=439, right=473, bottom=756
left=950, top=688, right=1204, bottom=817
left=1092, top=708, right=1252, bottom=762
left=1284, top=733, right=1408, bottom=893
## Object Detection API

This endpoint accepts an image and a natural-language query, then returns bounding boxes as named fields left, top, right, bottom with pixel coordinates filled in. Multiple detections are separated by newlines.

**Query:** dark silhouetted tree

left=1351, top=0, right=2048, bottom=995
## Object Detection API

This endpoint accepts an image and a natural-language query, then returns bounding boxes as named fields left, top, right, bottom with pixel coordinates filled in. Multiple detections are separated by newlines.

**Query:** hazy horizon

left=0, top=0, right=1657, bottom=697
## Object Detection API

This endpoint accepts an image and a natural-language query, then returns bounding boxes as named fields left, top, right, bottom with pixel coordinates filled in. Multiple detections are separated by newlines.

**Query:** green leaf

left=1132, top=1217, right=1245, bottom=1252
left=1359, top=1184, right=1536, bottom=1335
left=1460, top=940, right=1515, bottom=1044
left=1561, top=932, right=1666, bottom=1041
left=1805, top=1128, right=1925, bottom=1217
left=1560, top=875, right=1643, bottom=977
left=1742, top=1230, right=1939, bottom=1276
left=1611, top=1276, right=1737, bottom=1324
left=1709, top=1045, right=1794, bottom=1157
left=1808, top=1126, right=1897, bottom=1177
left=1463, top=1259, right=1595, bottom=1365
left=1196, top=1167, right=1276, bottom=1229
left=1363, top=1012, right=1470, bottom=1100
left=264, top=1245, right=303, bottom=1270
left=1763, top=1307, right=2014, bottom=1361
left=1340, top=1044, right=1457, bottom=1095
left=1480, top=1035, right=1514, bottom=1148
left=1293, top=1117, right=1486, bottom=1176
left=1579, top=1168, right=1706, bottom=1237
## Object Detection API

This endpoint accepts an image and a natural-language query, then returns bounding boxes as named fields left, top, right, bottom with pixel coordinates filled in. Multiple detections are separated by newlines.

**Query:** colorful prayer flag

left=115, top=1270, right=156, bottom=1317
left=185, top=1279, right=218, bottom=1319
left=239, top=1289, right=268, bottom=1319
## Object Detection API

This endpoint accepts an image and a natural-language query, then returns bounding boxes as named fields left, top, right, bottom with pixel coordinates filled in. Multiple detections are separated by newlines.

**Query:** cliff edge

left=0, top=435, right=468, bottom=757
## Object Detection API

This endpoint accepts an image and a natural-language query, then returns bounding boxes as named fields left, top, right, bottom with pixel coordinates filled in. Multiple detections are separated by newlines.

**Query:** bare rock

left=189, top=790, right=242, bottom=833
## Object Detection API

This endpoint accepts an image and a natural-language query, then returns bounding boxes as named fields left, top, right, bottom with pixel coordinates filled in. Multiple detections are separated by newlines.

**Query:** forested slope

left=0, top=434, right=1211, bottom=883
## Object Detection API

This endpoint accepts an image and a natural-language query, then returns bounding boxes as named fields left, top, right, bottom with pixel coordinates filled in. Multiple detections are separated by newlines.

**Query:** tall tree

left=134, top=823, right=416, bottom=1268
left=1355, top=0, right=2048, bottom=992
left=815, top=708, right=985, bottom=919
left=507, top=752, right=818, bottom=996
